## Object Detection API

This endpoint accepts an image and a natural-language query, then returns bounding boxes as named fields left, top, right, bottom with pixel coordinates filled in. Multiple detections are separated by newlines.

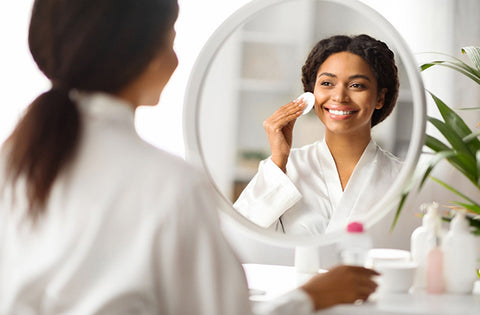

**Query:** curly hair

left=301, top=34, right=399, bottom=127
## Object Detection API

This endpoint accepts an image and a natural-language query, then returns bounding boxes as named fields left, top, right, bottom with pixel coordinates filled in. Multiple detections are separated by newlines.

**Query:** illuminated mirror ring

left=183, top=0, right=426, bottom=247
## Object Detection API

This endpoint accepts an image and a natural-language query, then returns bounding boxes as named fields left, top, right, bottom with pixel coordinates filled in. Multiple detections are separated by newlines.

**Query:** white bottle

left=340, top=222, right=372, bottom=266
left=442, top=210, right=478, bottom=294
left=411, top=202, right=441, bottom=290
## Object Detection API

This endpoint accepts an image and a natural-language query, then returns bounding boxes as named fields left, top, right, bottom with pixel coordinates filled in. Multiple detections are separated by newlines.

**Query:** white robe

left=234, top=139, right=403, bottom=235
left=0, top=92, right=312, bottom=315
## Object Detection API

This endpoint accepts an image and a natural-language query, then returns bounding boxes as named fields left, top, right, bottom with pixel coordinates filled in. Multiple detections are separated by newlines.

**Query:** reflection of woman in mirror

left=234, top=34, right=402, bottom=235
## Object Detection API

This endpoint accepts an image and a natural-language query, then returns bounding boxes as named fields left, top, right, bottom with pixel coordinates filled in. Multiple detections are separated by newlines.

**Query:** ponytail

left=4, top=87, right=80, bottom=218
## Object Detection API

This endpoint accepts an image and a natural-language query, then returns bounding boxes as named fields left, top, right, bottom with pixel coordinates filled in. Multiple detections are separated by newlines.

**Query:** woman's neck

left=325, top=132, right=371, bottom=191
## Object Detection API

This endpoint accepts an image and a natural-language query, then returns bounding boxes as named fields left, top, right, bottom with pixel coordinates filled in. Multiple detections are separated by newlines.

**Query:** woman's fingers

left=301, top=265, right=380, bottom=310
left=263, top=99, right=306, bottom=172
left=266, top=99, right=305, bottom=130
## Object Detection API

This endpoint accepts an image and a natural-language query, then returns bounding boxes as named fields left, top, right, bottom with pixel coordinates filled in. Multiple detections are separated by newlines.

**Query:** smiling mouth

left=326, top=108, right=357, bottom=116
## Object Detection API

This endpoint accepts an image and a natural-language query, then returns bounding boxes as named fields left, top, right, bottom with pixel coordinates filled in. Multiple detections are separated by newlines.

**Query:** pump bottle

left=442, top=210, right=477, bottom=294
left=411, top=202, right=442, bottom=290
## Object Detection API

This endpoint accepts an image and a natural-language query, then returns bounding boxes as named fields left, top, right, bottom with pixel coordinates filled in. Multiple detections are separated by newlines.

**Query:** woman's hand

left=262, top=99, right=305, bottom=172
left=300, top=265, right=379, bottom=311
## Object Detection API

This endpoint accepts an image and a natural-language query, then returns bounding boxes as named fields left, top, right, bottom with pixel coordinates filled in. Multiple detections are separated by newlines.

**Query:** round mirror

left=184, top=0, right=426, bottom=247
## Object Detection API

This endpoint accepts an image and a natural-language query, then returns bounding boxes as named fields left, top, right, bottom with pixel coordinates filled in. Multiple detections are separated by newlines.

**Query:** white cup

left=366, top=248, right=411, bottom=267
left=366, top=249, right=416, bottom=293
left=375, top=262, right=417, bottom=293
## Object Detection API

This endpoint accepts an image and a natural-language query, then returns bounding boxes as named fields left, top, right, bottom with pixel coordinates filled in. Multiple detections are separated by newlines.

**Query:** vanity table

left=243, top=264, right=480, bottom=315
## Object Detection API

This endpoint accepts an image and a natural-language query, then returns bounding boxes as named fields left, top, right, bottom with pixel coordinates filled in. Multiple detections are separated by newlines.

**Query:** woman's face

left=313, top=51, right=385, bottom=138
left=142, top=28, right=178, bottom=105
left=121, top=27, right=178, bottom=107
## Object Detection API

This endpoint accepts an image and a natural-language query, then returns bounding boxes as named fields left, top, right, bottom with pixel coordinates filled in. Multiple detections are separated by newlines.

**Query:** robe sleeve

left=152, top=171, right=313, bottom=315
left=233, top=158, right=302, bottom=228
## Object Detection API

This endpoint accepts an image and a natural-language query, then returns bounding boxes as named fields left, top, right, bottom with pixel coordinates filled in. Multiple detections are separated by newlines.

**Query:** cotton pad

left=296, top=92, right=315, bottom=115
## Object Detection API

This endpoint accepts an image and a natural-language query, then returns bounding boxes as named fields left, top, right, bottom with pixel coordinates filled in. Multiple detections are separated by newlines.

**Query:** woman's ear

left=375, top=88, right=387, bottom=109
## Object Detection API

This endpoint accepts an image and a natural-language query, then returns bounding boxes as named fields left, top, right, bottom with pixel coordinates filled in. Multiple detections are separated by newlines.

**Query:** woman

left=0, top=1, right=378, bottom=314
left=234, top=35, right=402, bottom=235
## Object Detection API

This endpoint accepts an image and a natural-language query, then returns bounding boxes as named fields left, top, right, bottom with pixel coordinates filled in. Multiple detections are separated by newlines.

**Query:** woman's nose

left=331, top=87, right=350, bottom=102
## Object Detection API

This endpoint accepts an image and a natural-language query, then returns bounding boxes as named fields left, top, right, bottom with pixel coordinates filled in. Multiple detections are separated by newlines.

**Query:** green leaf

left=429, top=93, right=480, bottom=154
left=421, top=57, right=480, bottom=84
left=430, top=176, right=478, bottom=205
left=425, top=134, right=450, bottom=152
left=478, top=150, right=480, bottom=187
left=421, top=61, right=480, bottom=84
left=428, top=117, right=469, bottom=151
left=391, top=190, right=409, bottom=232
left=456, top=106, right=480, bottom=111
left=418, top=150, right=457, bottom=190
left=424, top=134, right=478, bottom=185
left=451, top=201, right=480, bottom=215
left=462, top=46, right=480, bottom=72
left=427, top=118, right=477, bottom=179
left=420, top=61, right=444, bottom=71
left=463, top=130, right=480, bottom=143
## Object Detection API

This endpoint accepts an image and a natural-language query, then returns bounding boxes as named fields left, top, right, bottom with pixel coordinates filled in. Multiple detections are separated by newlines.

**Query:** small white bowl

left=366, top=248, right=411, bottom=268
left=375, top=262, right=418, bottom=293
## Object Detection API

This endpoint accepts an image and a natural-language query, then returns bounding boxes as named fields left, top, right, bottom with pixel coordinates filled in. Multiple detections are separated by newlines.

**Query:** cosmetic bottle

left=442, top=210, right=477, bottom=294
left=340, top=222, right=372, bottom=266
left=411, top=202, right=441, bottom=290
left=426, top=233, right=444, bottom=294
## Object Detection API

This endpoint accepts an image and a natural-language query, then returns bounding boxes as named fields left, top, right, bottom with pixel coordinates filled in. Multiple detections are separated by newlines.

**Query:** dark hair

left=3, top=0, right=178, bottom=218
left=301, top=34, right=399, bottom=127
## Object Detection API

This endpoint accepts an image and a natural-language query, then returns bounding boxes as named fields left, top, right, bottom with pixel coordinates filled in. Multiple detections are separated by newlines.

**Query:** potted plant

left=393, top=46, right=480, bottom=234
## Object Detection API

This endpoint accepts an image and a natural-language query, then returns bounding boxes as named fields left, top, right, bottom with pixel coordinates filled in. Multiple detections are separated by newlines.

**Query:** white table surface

left=242, top=263, right=480, bottom=315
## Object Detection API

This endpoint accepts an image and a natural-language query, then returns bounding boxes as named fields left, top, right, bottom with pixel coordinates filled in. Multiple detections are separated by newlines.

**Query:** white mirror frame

left=183, top=0, right=426, bottom=248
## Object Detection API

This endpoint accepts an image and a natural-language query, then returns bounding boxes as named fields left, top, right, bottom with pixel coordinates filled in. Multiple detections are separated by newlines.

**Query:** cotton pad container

left=296, top=92, right=315, bottom=115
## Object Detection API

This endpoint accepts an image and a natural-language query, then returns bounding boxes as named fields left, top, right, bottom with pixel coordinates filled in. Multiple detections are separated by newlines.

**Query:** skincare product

left=426, top=234, right=444, bottom=294
left=442, top=210, right=477, bottom=294
left=411, top=202, right=441, bottom=290
left=340, top=222, right=372, bottom=266
left=296, top=92, right=315, bottom=115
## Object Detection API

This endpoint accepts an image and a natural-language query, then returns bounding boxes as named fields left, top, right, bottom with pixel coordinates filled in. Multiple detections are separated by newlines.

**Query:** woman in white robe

left=0, top=1, right=379, bottom=314
left=234, top=35, right=402, bottom=235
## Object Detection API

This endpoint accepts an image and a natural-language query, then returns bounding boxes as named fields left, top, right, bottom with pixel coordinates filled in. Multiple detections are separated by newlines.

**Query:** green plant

left=393, top=46, right=480, bottom=234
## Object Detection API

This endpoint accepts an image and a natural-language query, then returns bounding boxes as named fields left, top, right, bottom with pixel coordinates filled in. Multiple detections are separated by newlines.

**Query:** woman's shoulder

left=372, top=142, right=404, bottom=175
left=290, top=140, right=324, bottom=156
left=287, top=140, right=324, bottom=165
left=132, top=140, right=203, bottom=183
left=374, top=143, right=403, bottom=164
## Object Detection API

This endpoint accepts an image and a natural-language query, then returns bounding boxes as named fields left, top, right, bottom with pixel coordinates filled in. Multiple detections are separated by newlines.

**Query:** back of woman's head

left=3, top=0, right=178, bottom=219
left=301, top=34, right=399, bottom=127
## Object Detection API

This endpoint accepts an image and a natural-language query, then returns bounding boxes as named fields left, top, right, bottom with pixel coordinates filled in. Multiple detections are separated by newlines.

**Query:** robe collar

left=71, top=90, right=135, bottom=128
left=319, top=138, right=378, bottom=232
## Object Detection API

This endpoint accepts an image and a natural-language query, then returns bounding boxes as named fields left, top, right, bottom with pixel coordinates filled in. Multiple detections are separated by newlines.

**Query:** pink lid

left=346, top=221, right=364, bottom=233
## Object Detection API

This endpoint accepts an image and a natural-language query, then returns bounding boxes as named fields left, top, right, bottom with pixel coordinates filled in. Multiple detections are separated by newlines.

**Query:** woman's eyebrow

left=348, top=74, right=371, bottom=81
left=317, top=73, right=371, bottom=81
left=317, top=72, right=336, bottom=78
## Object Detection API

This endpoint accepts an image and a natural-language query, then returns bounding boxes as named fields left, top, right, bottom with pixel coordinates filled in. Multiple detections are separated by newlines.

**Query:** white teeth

left=328, top=109, right=354, bottom=116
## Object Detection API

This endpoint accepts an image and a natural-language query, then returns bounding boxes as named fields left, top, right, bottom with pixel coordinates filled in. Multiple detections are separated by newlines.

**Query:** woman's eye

left=351, top=83, right=365, bottom=89
left=320, top=81, right=332, bottom=87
